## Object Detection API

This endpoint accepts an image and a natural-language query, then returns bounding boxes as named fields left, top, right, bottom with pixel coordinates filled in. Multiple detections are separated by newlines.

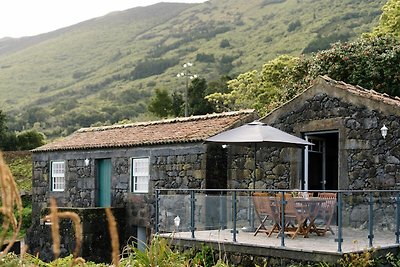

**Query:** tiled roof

left=33, top=110, right=256, bottom=152
left=320, top=75, right=400, bottom=108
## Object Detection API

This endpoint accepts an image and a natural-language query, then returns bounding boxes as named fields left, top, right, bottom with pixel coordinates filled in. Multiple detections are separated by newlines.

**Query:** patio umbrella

left=205, top=120, right=313, bottom=231
left=205, top=120, right=313, bottom=188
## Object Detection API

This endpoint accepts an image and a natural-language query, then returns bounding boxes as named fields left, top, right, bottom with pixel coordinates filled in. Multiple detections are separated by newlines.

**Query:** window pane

left=132, top=158, right=149, bottom=193
left=52, top=161, right=65, bottom=191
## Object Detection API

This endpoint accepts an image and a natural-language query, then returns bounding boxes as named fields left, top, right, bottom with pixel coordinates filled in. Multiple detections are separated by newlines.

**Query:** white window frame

left=51, top=161, right=65, bottom=192
left=131, top=157, right=150, bottom=193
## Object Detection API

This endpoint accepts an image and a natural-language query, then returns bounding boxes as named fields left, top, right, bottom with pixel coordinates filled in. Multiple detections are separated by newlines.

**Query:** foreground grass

left=1, top=237, right=231, bottom=267
left=2, top=238, right=400, bottom=267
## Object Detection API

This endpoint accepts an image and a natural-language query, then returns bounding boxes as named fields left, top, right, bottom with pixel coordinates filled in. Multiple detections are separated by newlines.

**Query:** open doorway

left=303, top=131, right=338, bottom=191
left=205, top=144, right=228, bottom=229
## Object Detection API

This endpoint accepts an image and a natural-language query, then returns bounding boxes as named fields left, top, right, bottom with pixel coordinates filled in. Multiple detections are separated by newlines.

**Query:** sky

left=0, top=0, right=206, bottom=38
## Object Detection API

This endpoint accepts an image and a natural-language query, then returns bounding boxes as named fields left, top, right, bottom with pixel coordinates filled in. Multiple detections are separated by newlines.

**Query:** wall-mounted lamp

left=84, top=158, right=90, bottom=166
left=381, top=125, right=388, bottom=139
left=174, top=215, right=180, bottom=229
left=222, top=144, right=228, bottom=149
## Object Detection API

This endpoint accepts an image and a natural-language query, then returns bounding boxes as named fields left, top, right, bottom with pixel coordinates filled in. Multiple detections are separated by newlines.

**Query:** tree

left=220, top=39, right=231, bottom=48
left=0, top=110, right=7, bottom=133
left=300, top=35, right=400, bottom=96
left=187, top=78, right=215, bottom=116
left=171, top=91, right=184, bottom=117
left=371, top=0, right=400, bottom=38
left=148, top=88, right=173, bottom=118
left=206, top=55, right=300, bottom=115
left=17, top=130, right=45, bottom=150
left=0, top=110, right=10, bottom=150
left=1, top=132, right=18, bottom=151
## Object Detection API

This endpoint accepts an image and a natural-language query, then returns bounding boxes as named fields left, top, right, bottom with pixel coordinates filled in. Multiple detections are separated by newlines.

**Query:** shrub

left=287, top=20, right=301, bottom=32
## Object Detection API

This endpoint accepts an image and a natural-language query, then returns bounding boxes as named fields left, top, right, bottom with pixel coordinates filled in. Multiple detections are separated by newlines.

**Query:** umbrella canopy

left=205, top=121, right=313, bottom=148
left=205, top=120, right=312, bottom=231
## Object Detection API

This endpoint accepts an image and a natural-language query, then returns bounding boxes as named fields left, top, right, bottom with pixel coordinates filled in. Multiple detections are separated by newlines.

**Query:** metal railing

left=155, top=189, right=400, bottom=253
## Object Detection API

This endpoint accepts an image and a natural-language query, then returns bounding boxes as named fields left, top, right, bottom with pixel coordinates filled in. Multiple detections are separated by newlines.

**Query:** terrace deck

left=160, top=226, right=400, bottom=263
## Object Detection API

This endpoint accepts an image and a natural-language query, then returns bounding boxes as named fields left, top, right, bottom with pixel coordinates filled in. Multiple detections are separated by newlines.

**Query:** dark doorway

left=206, top=144, right=228, bottom=190
left=205, top=144, right=228, bottom=229
left=304, top=132, right=338, bottom=190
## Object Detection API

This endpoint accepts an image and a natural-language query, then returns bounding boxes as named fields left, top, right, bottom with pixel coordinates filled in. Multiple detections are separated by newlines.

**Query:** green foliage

left=0, top=132, right=18, bottom=151
left=3, top=152, right=32, bottom=192
left=207, top=55, right=299, bottom=115
left=301, top=35, right=400, bottom=96
left=385, top=252, right=400, bottom=266
left=16, top=130, right=45, bottom=150
left=261, top=0, right=286, bottom=7
left=131, top=58, right=179, bottom=80
left=372, top=0, right=400, bottom=38
left=0, top=110, right=7, bottom=135
left=219, top=39, right=231, bottom=48
left=188, top=78, right=216, bottom=116
left=192, top=245, right=215, bottom=267
left=196, top=53, right=216, bottom=63
left=338, top=250, right=374, bottom=267
left=0, top=112, right=45, bottom=151
left=303, top=32, right=351, bottom=54
left=287, top=19, right=301, bottom=32
left=120, top=236, right=190, bottom=267
left=148, top=88, right=173, bottom=118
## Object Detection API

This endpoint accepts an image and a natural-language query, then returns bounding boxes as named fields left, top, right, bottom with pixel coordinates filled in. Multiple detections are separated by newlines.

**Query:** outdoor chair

left=252, top=192, right=280, bottom=236
left=275, top=193, right=310, bottom=239
left=316, top=192, right=337, bottom=235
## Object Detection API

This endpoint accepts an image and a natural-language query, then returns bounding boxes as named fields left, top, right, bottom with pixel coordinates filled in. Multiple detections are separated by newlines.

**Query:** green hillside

left=0, top=0, right=386, bottom=139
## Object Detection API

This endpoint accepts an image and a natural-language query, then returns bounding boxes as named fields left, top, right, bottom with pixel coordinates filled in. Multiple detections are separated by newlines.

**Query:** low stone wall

left=27, top=207, right=127, bottom=263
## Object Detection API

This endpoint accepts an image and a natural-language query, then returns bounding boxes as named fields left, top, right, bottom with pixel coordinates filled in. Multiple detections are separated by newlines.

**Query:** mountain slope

left=0, top=0, right=386, bottom=138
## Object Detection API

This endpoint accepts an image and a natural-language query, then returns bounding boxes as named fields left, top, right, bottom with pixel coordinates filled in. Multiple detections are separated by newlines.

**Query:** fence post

left=190, top=190, right=196, bottom=239
left=155, top=189, right=160, bottom=234
left=396, top=193, right=400, bottom=244
left=280, top=190, right=285, bottom=247
left=368, top=192, right=374, bottom=248
left=337, top=192, right=343, bottom=252
left=232, top=191, right=237, bottom=242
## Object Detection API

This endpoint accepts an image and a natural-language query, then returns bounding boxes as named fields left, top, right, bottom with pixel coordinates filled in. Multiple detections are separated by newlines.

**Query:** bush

left=196, top=53, right=215, bottom=63
left=287, top=19, right=301, bottom=32
left=220, top=39, right=231, bottom=48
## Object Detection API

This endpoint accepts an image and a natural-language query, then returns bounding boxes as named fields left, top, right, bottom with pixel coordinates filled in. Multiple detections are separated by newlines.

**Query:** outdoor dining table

left=253, top=194, right=330, bottom=239
left=292, top=197, right=327, bottom=237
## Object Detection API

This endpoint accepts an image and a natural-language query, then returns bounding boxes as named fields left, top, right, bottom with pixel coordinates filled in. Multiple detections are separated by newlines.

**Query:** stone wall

left=127, top=145, right=208, bottom=235
left=27, top=207, right=125, bottom=263
left=259, top=91, right=400, bottom=229
left=270, top=92, right=400, bottom=190
left=28, top=143, right=210, bottom=260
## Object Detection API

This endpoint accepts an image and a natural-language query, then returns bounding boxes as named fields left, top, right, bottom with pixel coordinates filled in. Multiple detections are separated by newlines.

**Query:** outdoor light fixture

left=381, top=125, right=388, bottom=139
left=222, top=144, right=228, bottom=149
left=176, top=62, right=197, bottom=117
left=84, top=158, right=90, bottom=166
left=174, top=215, right=181, bottom=229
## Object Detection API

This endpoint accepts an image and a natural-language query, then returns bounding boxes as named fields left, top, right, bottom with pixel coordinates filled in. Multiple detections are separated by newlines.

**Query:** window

left=131, top=158, right=149, bottom=193
left=51, top=161, right=65, bottom=191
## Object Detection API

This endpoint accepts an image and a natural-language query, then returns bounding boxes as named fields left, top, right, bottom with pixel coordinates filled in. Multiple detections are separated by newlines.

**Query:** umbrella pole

left=251, top=143, right=257, bottom=230
left=242, top=143, right=257, bottom=232
left=253, top=143, right=257, bottom=190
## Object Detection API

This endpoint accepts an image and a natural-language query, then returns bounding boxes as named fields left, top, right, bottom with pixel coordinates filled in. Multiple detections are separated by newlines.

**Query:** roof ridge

left=78, top=109, right=255, bottom=133
left=320, top=75, right=400, bottom=105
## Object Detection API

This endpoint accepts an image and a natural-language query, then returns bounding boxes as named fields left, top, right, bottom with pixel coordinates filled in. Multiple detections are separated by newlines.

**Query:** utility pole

left=177, top=62, right=197, bottom=117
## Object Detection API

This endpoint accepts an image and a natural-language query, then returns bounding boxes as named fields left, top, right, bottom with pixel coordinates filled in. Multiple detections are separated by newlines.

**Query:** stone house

left=27, top=75, right=400, bottom=260
left=27, top=110, right=257, bottom=261
left=254, top=75, right=400, bottom=192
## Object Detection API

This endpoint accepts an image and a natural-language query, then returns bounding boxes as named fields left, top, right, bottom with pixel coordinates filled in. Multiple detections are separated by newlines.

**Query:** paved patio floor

left=160, top=226, right=400, bottom=263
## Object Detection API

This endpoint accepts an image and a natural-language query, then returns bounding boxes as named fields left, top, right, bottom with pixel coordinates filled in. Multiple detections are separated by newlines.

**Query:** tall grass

left=0, top=151, right=22, bottom=258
